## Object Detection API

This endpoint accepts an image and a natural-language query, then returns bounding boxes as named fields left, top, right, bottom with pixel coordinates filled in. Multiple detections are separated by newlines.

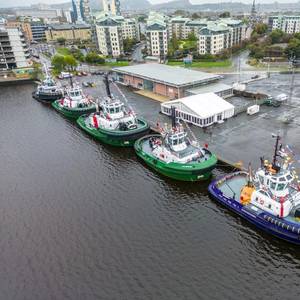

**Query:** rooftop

left=47, top=24, right=91, bottom=30
left=186, top=83, right=232, bottom=95
left=162, top=93, right=235, bottom=119
left=113, top=64, right=221, bottom=88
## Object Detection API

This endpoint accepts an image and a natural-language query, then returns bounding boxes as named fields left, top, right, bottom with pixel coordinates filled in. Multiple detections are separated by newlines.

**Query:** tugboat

left=134, top=107, right=217, bottom=181
left=77, top=74, right=150, bottom=146
left=52, top=77, right=96, bottom=119
left=208, top=134, right=300, bottom=244
left=32, top=68, right=63, bottom=102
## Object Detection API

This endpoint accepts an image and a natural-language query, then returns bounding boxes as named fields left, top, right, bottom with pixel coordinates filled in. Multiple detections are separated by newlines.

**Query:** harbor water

left=0, top=82, right=300, bottom=300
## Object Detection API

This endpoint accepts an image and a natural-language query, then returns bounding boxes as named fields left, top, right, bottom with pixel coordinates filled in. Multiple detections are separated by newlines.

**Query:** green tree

left=219, top=11, right=230, bottom=18
left=191, top=13, right=200, bottom=19
left=85, top=52, right=105, bottom=64
left=57, top=37, right=66, bottom=46
left=253, top=23, right=268, bottom=35
left=64, top=55, right=78, bottom=70
left=30, top=62, right=43, bottom=80
left=187, top=32, right=197, bottom=41
left=123, top=38, right=137, bottom=53
left=269, top=29, right=286, bottom=44
left=51, top=55, right=66, bottom=73
left=285, top=38, right=300, bottom=59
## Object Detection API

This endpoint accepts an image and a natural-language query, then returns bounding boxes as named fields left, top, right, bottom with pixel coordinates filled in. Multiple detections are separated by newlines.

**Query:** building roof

left=162, top=93, right=234, bottom=118
left=113, top=64, right=221, bottom=88
left=186, top=83, right=232, bottom=95
left=48, top=24, right=90, bottom=30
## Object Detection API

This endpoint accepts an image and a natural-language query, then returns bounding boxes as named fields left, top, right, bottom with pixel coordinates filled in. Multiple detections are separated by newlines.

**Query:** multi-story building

left=198, top=19, right=246, bottom=55
left=45, top=24, right=91, bottom=42
left=72, top=0, right=91, bottom=23
left=95, top=13, right=140, bottom=57
left=14, top=8, right=62, bottom=20
left=198, top=25, right=230, bottom=55
left=6, top=21, right=33, bottom=42
left=95, top=15, right=124, bottom=57
left=168, top=16, right=190, bottom=40
left=146, top=12, right=168, bottom=59
left=0, top=27, right=30, bottom=70
left=103, top=0, right=121, bottom=16
left=268, top=15, right=300, bottom=34
left=30, top=22, right=47, bottom=42
left=121, top=18, right=140, bottom=41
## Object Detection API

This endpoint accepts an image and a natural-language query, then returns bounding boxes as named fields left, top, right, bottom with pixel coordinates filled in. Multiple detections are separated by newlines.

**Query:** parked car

left=92, top=71, right=104, bottom=76
left=81, top=71, right=88, bottom=76
left=58, top=72, right=72, bottom=79
left=82, top=82, right=89, bottom=87
left=87, top=81, right=96, bottom=87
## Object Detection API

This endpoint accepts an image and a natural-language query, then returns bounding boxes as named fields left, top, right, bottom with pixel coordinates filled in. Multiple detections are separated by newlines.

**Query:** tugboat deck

left=140, top=136, right=212, bottom=164
left=84, top=117, right=148, bottom=133
left=217, top=173, right=300, bottom=226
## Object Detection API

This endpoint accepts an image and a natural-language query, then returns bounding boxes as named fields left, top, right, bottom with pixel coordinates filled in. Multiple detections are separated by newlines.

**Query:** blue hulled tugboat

left=209, top=134, right=300, bottom=244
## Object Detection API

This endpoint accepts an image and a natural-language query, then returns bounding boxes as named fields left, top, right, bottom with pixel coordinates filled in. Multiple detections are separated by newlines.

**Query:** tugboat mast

left=272, top=133, right=281, bottom=169
left=171, top=106, right=177, bottom=129
left=104, top=73, right=112, bottom=99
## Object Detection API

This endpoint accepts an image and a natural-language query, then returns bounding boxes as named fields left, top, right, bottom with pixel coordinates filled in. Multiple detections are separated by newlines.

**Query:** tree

left=187, top=32, right=197, bottom=41
left=57, top=37, right=66, bottom=46
left=64, top=55, right=78, bottom=70
left=30, top=62, right=43, bottom=80
left=85, top=52, right=105, bottom=64
left=269, top=29, right=286, bottom=44
left=285, top=38, right=300, bottom=59
left=71, top=48, right=85, bottom=62
left=219, top=11, right=230, bottom=18
left=123, top=38, right=137, bottom=53
left=51, top=55, right=66, bottom=73
left=253, top=23, right=268, bottom=35
left=191, top=13, right=200, bottom=19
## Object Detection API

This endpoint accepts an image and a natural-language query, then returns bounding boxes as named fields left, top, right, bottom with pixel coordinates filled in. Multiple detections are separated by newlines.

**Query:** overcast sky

left=0, top=0, right=297, bottom=9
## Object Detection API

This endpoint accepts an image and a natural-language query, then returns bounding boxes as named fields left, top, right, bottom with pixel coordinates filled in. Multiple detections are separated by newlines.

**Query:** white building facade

left=268, top=15, right=300, bottom=34
left=146, top=12, right=168, bottom=59
left=161, top=93, right=235, bottom=128
left=0, top=27, right=30, bottom=69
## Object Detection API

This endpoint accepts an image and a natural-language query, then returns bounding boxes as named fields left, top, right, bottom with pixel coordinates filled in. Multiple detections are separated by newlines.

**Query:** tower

left=103, top=0, right=121, bottom=16
left=72, top=0, right=91, bottom=23
left=251, top=0, right=257, bottom=17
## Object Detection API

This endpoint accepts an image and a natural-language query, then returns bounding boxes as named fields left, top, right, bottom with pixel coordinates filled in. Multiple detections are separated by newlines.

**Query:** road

left=132, top=42, right=146, bottom=63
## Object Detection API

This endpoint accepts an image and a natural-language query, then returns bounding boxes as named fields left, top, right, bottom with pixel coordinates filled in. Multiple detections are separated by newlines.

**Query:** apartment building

left=96, top=15, right=124, bottom=57
left=121, top=18, right=140, bottom=41
left=268, top=15, right=300, bottom=34
left=72, top=0, right=91, bottom=23
left=0, top=27, right=30, bottom=70
left=95, top=13, right=140, bottom=57
left=30, top=22, right=47, bottom=42
left=45, top=24, right=91, bottom=42
left=198, top=19, right=246, bottom=55
left=146, top=12, right=168, bottom=59
left=6, top=21, right=33, bottom=42
left=103, top=0, right=121, bottom=16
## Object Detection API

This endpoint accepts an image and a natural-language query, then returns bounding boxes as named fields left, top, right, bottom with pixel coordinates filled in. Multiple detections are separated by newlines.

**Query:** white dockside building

left=161, top=93, right=235, bottom=128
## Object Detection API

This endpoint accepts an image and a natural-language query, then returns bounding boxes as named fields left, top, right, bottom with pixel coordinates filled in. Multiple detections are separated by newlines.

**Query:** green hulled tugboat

left=134, top=107, right=217, bottom=181
left=77, top=74, right=150, bottom=146
left=52, top=80, right=96, bottom=119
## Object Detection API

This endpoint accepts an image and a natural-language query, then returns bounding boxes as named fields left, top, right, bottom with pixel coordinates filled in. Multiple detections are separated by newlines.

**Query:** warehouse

left=161, top=93, right=235, bottom=127
left=113, top=63, right=222, bottom=99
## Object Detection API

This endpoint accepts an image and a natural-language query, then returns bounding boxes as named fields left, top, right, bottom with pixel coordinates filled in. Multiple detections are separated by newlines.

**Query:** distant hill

left=88, top=0, right=151, bottom=10
left=48, top=0, right=300, bottom=13
left=153, top=0, right=193, bottom=10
